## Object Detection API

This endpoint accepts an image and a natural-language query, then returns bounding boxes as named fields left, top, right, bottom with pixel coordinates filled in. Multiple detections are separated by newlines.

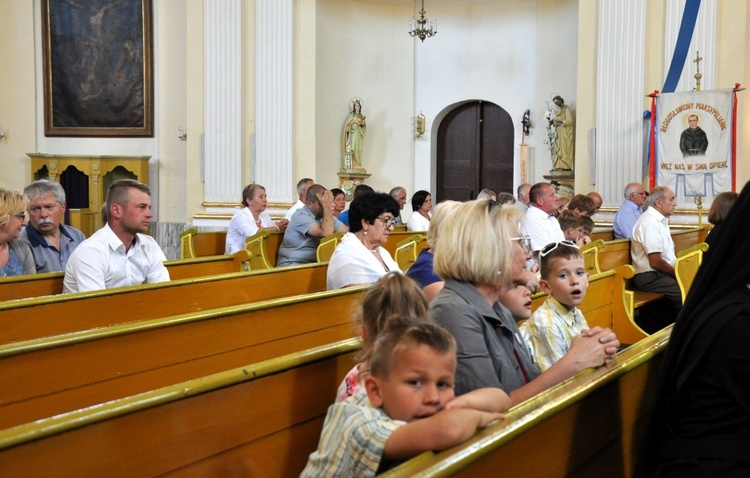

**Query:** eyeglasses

left=14, top=213, right=26, bottom=220
left=376, top=216, right=396, bottom=229
left=510, top=236, right=532, bottom=254
left=632, top=191, right=648, bottom=197
left=539, top=240, right=579, bottom=258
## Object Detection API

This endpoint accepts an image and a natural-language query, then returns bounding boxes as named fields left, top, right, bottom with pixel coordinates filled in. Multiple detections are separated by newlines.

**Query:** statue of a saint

left=343, top=98, right=366, bottom=171
left=549, top=95, right=574, bottom=171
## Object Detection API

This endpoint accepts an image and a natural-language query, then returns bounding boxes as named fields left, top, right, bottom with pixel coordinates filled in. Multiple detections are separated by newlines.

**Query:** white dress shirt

left=63, top=223, right=170, bottom=293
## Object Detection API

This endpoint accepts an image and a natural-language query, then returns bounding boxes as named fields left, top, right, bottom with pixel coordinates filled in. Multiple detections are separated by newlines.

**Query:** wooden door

left=436, top=101, right=514, bottom=201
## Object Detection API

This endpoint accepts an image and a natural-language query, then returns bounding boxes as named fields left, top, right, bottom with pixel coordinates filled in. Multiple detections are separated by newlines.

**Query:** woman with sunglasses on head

left=430, top=199, right=619, bottom=405
left=327, top=192, right=401, bottom=290
left=0, top=188, right=36, bottom=277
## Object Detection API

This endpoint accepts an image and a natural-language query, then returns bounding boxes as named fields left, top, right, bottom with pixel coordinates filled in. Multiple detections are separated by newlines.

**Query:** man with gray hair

left=285, top=178, right=314, bottom=221
left=516, top=183, right=531, bottom=214
left=613, top=182, right=648, bottom=239
left=63, top=179, right=169, bottom=293
left=630, top=185, right=681, bottom=310
left=389, top=186, right=407, bottom=226
left=19, top=180, right=86, bottom=273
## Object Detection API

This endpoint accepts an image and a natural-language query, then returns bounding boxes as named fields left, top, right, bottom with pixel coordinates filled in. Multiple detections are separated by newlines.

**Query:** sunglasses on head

left=539, top=240, right=579, bottom=258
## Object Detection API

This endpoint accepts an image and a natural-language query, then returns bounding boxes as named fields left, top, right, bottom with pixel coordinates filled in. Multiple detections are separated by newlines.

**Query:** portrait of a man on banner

left=655, top=89, right=735, bottom=198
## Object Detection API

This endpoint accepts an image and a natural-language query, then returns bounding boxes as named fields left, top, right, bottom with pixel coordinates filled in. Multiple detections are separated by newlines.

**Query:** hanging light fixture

left=408, top=0, right=437, bottom=42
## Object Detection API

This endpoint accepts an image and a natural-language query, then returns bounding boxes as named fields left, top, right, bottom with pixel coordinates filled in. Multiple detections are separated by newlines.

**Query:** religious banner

left=653, top=89, right=735, bottom=197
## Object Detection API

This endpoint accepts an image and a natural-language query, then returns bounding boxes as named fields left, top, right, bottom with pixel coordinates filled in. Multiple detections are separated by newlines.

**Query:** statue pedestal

left=543, top=170, right=575, bottom=198
left=337, top=171, right=371, bottom=201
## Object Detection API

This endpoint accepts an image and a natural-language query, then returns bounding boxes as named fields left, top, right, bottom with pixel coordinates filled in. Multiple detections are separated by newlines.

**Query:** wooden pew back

left=0, top=339, right=361, bottom=477
left=0, top=262, right=328, bottom=345
left=383, top=326, right=671, bottom=477
left=0, top=286, right=366, bottom=429
left=0, top=252, right=249, bottom=302
left=675, top=242, right=708, bottom=303
left=245, top=229, right=285, bottom=269
left=383, top=230, right=428, bottom=257
left=180, top=228, right=228, bottom=258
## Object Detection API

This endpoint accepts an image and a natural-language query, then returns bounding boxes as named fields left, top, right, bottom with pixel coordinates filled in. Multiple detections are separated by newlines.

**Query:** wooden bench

left=0, top=286, right=366, bottom=429
left=316, top=231, right=345, bottom=262
left=383, top=230, right=427, bottom=257
left=0, top=338, right=361, bottom=476
left=589, top=228, right=614, bottom=242
left=245, top=229, right=285, bottom=269
left=394, top=233, right=426, bottom=271
left=0, top=251, right=249, bottom=302
left=383, top=325, right=671, bottom=477
left=675, top=242, right=708, bottom=302
left=180, top=227, right=228, bottom=258
left=0, top=261, right=329, bottom=345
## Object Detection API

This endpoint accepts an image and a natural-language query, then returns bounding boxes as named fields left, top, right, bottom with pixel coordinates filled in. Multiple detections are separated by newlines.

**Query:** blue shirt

left=405, top=248, right=441, bottom=288
left=19, top=224, right=86, bottom=273
left=613, top=199, right=643, bottom=239
left=338, top=209, right=350, bottom=227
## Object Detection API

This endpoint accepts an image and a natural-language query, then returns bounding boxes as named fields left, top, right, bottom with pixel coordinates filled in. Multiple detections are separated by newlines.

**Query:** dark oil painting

left=42, top=0, right=153, bottom=137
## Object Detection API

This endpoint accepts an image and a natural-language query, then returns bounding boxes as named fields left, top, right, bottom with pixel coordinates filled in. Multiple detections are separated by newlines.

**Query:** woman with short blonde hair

left=430, top=199, right=619, bottom=406
left=0, top=188, right=35, bottom=277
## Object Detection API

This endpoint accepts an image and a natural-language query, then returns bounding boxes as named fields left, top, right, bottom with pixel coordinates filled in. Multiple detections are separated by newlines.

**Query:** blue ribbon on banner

left=662, top=0, right=702, bottom=93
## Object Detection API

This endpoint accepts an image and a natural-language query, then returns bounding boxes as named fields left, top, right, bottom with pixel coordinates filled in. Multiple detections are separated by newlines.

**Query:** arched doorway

left=436, top=101, right=514, bottom=201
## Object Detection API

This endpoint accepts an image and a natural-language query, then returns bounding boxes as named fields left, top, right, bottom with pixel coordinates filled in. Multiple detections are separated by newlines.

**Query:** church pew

left=0, top=251, right=250, bottom=302
left=383, top=230, right=430, bottom=259
left=0, top=261, right=329, bottom=345
left=0, top=286, right=366, bottom=429
left=589, top=228, right=614, bottom=242
left=180, top=227, right=228, bottom=258
left=246, top=229, right=285, bottom=269
left=0, top=338, right=360, bottom=477
left=383, top=325, right=671, bottom=477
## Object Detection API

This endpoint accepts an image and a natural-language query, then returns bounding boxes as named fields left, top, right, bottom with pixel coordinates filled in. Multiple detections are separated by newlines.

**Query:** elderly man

left=389, top=186, right=407, bottom=225
left=613, top=182, right=648, bottom=239
left=630, top=186, right=681, bottom=309
left=516, top=183, right=531, bottom=214
left=63, top=179, right=170, bottom=293
left=523, top=182, right=564, bottom=255
left=276, top=184, right=348, bottom=267
left=19, top=180, right=86, bottom=273
left=284, top=178, right=314, bottom=221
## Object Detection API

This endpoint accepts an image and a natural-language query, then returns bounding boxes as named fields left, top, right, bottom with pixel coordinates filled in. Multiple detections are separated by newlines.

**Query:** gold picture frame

left=41, top=0, right=154, bottom=137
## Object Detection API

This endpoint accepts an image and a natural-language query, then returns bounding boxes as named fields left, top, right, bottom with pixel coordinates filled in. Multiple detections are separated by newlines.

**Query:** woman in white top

left=225, top=184, right=288, bottom=255
left=406, top=190, right=432, bottom=232
left=327, top=192, right=401, bottom=289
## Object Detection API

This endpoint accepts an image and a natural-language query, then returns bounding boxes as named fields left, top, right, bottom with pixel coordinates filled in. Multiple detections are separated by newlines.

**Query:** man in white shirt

left=613, top=182, right=647, bottom=239
left=389, top=186, right=407, bottom=226
left=523, top=182, right=565, bottom=256
left=630, top=186, right=681, bottom=309
left=285, top=178, right=314, bottom=221
left=63, top=179, right=170, bottom=293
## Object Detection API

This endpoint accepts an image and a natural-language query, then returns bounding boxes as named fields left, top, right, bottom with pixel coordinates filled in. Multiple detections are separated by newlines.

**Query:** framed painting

left=41, top=0, right=154, bottom=137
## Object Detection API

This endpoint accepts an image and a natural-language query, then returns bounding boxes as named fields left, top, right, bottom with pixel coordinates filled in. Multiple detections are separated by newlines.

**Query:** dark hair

left=369, top=318, right=456, bottom=379
left=708, top=191, right=738, bottom=226
left=540, top=242, right=582, bottom=280
left=568, top=194, right=597, bottom=216
left=557, top=209, right=583, bottom=231
left=352, top=184, right=374, bottom=200
left=495, top=192, right=516, bottom=206
left=349, top=192, right=400, bottom=233
left=580, top=215, right=594, bottom=234
left=242, top=184, right=265, bottom=207
left=305, top=184, right=327, bottom=203
left=411, top=190, right=430, bottom=212
left=330, top=188, right=345, bottom=199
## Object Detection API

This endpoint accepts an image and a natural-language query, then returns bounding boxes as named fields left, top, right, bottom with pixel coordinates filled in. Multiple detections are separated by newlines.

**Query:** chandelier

left=408, top=0, right=437, bottom=42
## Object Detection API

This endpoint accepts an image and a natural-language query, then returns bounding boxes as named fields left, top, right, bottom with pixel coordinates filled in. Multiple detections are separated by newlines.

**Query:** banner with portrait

left=653, top=89, right=736, bottom=198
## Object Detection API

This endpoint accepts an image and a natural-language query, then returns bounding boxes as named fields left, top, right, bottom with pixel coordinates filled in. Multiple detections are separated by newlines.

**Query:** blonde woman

left=0, top=188, right=35, bottom=277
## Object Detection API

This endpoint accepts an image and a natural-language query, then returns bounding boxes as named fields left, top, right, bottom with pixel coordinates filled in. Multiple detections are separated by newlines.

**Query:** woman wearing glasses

left=0, top=188, right=35, bottom=277
left=430, top=199, right=619, bottom=405
left=327, top=192, right=401, bottom=290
